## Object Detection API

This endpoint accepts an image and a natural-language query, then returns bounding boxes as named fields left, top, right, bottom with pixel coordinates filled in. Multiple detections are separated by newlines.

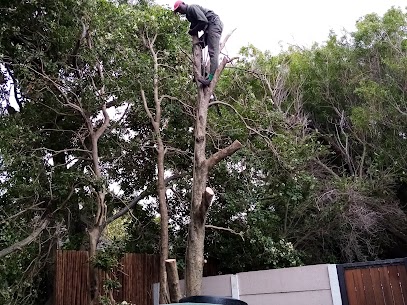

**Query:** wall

left=154, top=264, right=343, bottom=305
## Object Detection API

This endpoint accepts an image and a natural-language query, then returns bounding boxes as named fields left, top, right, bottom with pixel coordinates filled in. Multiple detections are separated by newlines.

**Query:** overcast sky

left=156, top=0, right=406, bottom=56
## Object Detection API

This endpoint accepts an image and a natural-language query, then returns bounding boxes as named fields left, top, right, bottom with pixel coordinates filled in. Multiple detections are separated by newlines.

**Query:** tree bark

left=141, top=33, right=170, bottom=304
left=89, top=226, right=101, bottom=304
left=185, top=36, right=242, bottom=296
left=157, top=136, right=170, bottom=304
left=87, top=75, right=110, bottom=305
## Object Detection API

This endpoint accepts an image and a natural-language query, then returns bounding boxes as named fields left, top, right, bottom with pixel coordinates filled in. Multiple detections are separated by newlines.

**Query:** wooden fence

left=55, top=250, right=159, bottom=305
left=337, top=258, right=407, bottom=305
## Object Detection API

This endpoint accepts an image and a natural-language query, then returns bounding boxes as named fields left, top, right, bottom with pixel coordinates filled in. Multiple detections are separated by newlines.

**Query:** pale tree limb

left=205, top=224, right=245, bottom=241
left=93, top=61, right=110, bottom=141
left=0, top=202, right=45, bottom=225
left=0, top=218, right=50, bottom=258
left=208, top=99, right=282, bottom=162
left=208, top=56, right=239, bottom=92
left=142, top=33, right=171, bottom=305
left=219, top=28, right=237, bottom=52
left=141, top=88, right=155, bottom=122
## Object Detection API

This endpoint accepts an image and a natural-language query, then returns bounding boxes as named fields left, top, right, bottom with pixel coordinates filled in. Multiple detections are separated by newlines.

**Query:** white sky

left=156, top=0, right=407, bottom=56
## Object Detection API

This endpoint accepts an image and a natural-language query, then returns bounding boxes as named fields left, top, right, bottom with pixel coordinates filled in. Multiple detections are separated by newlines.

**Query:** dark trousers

left=201, top=19, right=223, bottom=75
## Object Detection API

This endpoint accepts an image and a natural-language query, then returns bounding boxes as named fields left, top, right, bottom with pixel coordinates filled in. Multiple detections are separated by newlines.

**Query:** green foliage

left=92, top=242, right=125, bottom=271
left=1, top=1, right=407, bottom=303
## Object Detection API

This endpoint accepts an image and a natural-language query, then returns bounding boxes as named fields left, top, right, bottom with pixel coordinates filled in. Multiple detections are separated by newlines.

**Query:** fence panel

left=55, top=250, right=159, bottom=305
left=338, top=258, right=407, bottom=305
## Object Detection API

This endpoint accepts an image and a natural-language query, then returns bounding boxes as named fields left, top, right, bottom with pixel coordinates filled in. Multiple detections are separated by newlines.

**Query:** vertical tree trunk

left=141, top=33, right=170, bottom=304
left=87, top=101, right=109, bottom=305
left=185, top=36, right=207, bottom=296
left=89, top=226, right=101, bottom=305
left=157, top=137, right=170, bottom=304
left=185, top=36, right=242, bottom=296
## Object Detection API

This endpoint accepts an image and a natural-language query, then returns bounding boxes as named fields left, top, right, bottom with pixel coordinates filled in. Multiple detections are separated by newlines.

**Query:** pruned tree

left=184, top=36, right=242, bottom=296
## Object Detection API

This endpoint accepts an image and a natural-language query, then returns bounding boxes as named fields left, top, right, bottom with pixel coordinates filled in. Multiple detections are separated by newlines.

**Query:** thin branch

left=106, top=173, right=185, bottom=225
left=141, top=88, right=155, bottom=122
left=0, top=202, right=45, bottom=225
left=219, top=28, right=237, bottom=52
left=0, top=218, right=50, bottom=258
left=94, top=61, right=110, bottom=140
left=204, top=28, right=237, bottom=71
left=94, top=103, right=110, bottom=141
left=21, top=64, right=87, bottom=118
left=159, top=94, right=182, bottom=103
left=32, top=147, right=91, bottom=154
left=208, top=56, right=239, bottom=92
left=205, top=224, right=244, bottom=240
left=313, top=158, right=340, bottom=178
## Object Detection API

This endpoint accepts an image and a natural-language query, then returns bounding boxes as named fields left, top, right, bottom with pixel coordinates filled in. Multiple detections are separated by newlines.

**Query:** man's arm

left=188, top=21, right=207, bottom=35
left=188, top=5, right=208, bottom=35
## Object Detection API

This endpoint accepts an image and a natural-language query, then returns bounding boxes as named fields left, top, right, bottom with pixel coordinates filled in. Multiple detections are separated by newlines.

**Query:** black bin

left=179, top=295, right=248, bottom=305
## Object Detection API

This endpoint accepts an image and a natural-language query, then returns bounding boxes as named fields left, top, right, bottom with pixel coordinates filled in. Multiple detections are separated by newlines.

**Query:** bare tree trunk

left=157, top=142, right=170, bottom=304
left=185, top=36, right=242, bottom=296
left=141, top=33, right=170, bottom=304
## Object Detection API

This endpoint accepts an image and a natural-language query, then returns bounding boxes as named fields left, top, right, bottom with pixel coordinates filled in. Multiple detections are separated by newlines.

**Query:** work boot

left=198, top=76, right=211, bottom=87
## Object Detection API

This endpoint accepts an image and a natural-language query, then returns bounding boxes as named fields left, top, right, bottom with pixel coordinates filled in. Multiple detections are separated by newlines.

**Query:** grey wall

left=238, top=264, right=335, bottom=305
left=154, top=264, right=342, bottom=305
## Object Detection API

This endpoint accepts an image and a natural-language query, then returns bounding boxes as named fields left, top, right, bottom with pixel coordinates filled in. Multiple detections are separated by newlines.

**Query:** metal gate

left=337, top=258, right=407, bottom=305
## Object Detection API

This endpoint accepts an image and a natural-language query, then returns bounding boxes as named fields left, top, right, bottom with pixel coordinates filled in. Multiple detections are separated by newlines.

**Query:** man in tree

left=173, top=1, right=223, bottom=86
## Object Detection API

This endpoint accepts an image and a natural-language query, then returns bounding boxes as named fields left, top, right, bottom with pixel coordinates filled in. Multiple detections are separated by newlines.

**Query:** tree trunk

left=87, top=103, right=109, bottom=305
left=89, top=226, right=101, bottom=305
left=158, top=137, right=170, bottom=304
left=185, top=36, right=208, bottom=296
left=185, top=36, right=242, bottom=296
left=141, top=34, right=170, bottom=303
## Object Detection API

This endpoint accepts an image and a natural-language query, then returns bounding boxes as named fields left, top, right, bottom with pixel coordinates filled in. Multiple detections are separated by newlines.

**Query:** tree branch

left=141, top=88, right=155, bottom=122
left=204, top=28, right=237, bottom=73
left=219, top=28, right=237, bottom=53
left=106, top=173, right=185, bottom=225
left=0, top=202, right=45, bottom=225
left=94, top=62, right=110, bottom=141
left=205, top=224, right=244, bottom=240
left=94, top=103, right=110, bottom=141
left=208, top=56, right=239, bottom=94
left=313, top=158, right=340, bottom=178
left=0, top=218, right=50, bottom=258
left=207, top=140, right=242, bottom=170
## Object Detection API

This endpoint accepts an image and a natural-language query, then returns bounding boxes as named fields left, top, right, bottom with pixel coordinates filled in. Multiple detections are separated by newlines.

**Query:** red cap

left=173, top=0, right=183, bottom=11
